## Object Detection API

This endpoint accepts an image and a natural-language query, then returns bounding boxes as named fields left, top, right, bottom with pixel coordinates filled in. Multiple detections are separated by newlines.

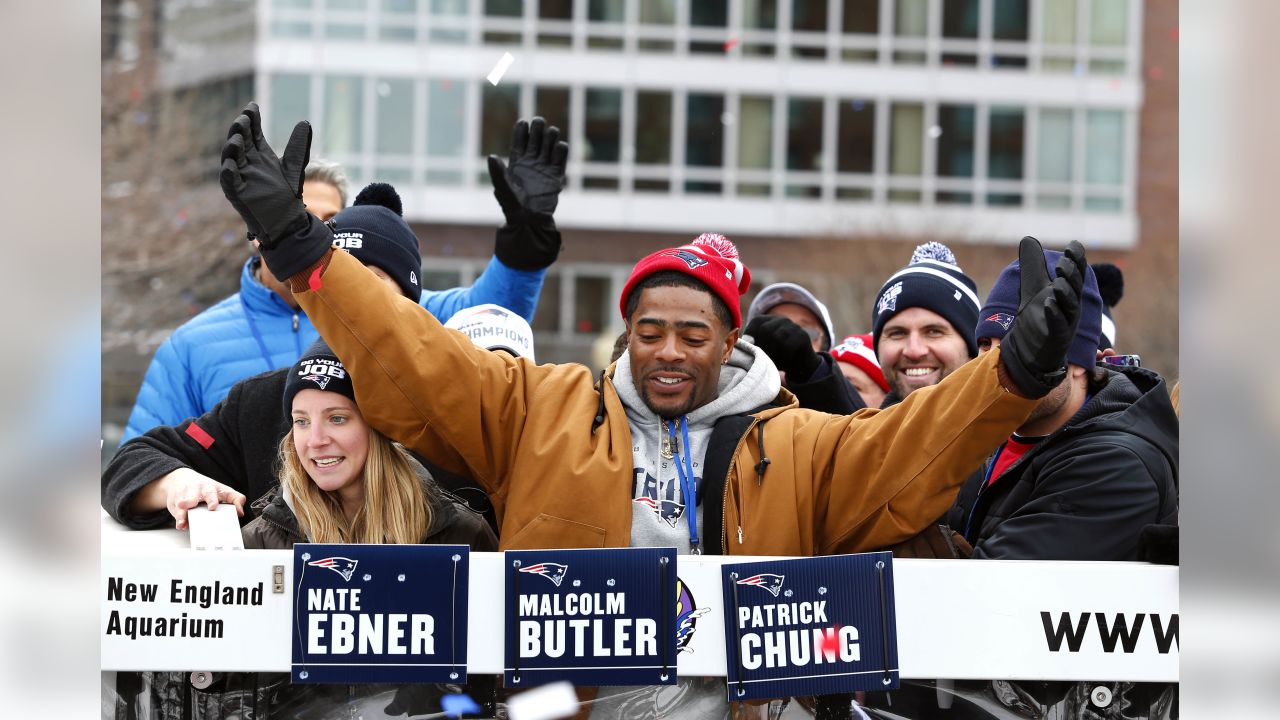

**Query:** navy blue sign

left=720, top=552, right=899, bottom=701
left=504, top=547, right=678, bottom=688
left=292, top=544, right=469, bottom=684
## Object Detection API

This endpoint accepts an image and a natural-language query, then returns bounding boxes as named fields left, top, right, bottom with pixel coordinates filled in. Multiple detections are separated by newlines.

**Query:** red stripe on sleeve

left=308, top=265, right=324, bottom=292
left=184, top=423, right=215, bottom=450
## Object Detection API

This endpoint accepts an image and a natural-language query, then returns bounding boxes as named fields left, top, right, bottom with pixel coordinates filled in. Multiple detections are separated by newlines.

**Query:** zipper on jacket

left=292, top=312, right=299, bottom=332
left=721, top=417, right=760, bottom=551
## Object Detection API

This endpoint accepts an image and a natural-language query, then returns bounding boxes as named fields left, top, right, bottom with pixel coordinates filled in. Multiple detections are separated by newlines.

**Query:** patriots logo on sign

left=519, top=562, right=569, bottom=587
left=985, top=312, right=1015, bottom=330
left=736, top=573, right=786, bottom=597
left=671, top=250, right=708, bottom=270
left=308, top=556, right=358, bottom=581
left=876, top=282, right=903, bottom=316
left=301, top=374, right=331, bottom=390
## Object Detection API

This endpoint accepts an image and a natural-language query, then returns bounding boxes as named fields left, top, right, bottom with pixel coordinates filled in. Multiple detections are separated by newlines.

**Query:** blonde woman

left=242, top=339, right=495, bottom=551
left=223, top=340, right=497, bottom=718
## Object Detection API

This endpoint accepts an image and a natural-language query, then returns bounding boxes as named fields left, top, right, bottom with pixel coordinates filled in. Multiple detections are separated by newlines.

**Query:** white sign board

left=101, top=548, right=293, bottom=672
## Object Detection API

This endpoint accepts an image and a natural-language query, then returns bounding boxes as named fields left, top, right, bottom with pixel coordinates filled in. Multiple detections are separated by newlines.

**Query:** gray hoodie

left=589, top=341, right=781, bottom=718
left=613, top=339, right=782, bottom=554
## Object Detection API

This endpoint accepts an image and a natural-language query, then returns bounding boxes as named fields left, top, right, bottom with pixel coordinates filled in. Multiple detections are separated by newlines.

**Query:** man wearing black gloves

left=104, top=116, right=566, bottom=532
left=217, top=101, right=1092, bottom=713
left=743, top=282, right=868, bottom=415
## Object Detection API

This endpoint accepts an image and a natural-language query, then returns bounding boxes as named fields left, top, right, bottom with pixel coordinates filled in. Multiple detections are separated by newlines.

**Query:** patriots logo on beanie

left=673, top=250, right=709, bottom=270
left=985, top=312, right=1015, bottom=331
left=620, top=233, right=753, bottom=328
left=300, top=374, right=331, bottom=391
left=871, top=241, right=981, bottom=357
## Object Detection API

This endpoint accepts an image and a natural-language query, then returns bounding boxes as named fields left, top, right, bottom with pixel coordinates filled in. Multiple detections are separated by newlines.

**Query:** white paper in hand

left=507, top=681, right=579, bottom=720
left=186, top=503, right=244, bottom=551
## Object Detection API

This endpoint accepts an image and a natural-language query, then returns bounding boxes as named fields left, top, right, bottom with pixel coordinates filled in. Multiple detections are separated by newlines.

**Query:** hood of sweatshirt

left=611, top=340, right=781, bottom=553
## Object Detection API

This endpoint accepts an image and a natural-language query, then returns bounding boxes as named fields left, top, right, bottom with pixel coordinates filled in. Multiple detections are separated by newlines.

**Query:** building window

left=1036, top=107, right=1074, bottom=209
left=685, top=93, right=725, bottom=194
left=531, top=274, right=562, bottom=332
left=935, top=104, right=976, bottom=204
left=480, top=82, right=520, bottom=158
left=987, top=106, right=1025, bottom=205
left=269, top=74, right=311, bottom=147
left=573, top=276, right=610, bottom=334
left=324, top=76, right=364, bottom=156
left=689, top=0, right=728, bottom=54
left=635, top=91, right=672, bottom=191
left=737, top=95, right=773, bottom=196
left=837, top=98, right=875, bottom=176
left=584, top=87, right=622, bottom=189
left=889, top=102, right=924, bottom=201
left=638, top=0, right=675, bottom=52
left=786, top=97, right=823, bottom=198
left=742, top=0, right=777, bottom=57
left=791, top=0, right=827, bottom=59
left=534, top=86, right=572, bottom=140
left=375, top=77, right=415, bottom=183
left=941, top=0, right=979, bottom=67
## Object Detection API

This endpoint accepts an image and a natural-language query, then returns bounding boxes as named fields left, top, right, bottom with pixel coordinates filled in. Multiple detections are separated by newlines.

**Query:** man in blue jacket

left=120, top=150, right=559, bottom=441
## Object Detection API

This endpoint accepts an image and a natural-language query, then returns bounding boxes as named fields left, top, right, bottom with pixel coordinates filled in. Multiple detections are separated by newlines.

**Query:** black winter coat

left=945, top=365, right=1178, bottom=561
left=189, top=471, right=498, bottom=719
left=102, top=368, right=497, bottom=531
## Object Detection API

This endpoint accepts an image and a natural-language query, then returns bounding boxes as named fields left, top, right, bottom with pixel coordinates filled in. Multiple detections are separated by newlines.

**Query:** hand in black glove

left=488, top=118, right=568, bottom=270
left=999, top=236, right=1087, bottom=398
left=744, top=315, right=822, bottom=381
left=220, top=102, right=330, bottom=281
left=487, top=116, right=568, bottom=222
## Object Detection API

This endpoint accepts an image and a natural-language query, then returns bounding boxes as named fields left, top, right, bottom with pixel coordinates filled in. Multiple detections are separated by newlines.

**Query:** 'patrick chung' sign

left=292, top=544, right=470, bottom=684
left=721, top=552, right=899, bottom=701
left=504, top=547, right=678, bottom=688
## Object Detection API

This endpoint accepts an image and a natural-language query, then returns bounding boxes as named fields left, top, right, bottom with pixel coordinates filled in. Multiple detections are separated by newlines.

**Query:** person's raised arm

left=218, top=104, right=573, bottom=492
left=417, top=117, right=568, bottom=322
left=811, top=237, right=1089, bottom=553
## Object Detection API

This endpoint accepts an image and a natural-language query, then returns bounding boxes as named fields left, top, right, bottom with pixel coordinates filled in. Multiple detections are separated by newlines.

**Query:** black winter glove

left=1000, top=236, right=1087, bottom=398
left=220, top=102, right=330, bottom=281
left=744, top=315, right=822, bottom=380
left=488, top=117, right=568, bottom=270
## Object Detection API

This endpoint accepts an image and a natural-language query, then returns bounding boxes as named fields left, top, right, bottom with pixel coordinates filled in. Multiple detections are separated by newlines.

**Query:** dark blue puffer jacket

left=121, top=255, right=545, bottom=441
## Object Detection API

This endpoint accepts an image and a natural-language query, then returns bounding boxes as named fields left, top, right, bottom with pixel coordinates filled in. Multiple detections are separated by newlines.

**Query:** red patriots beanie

left=830, top=334, right=890, bottom=393
left=619, top=233, right=752, bottom=328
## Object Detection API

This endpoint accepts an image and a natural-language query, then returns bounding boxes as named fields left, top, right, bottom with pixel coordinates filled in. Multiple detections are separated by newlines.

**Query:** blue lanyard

left=666, top=417, right=700, bottom=553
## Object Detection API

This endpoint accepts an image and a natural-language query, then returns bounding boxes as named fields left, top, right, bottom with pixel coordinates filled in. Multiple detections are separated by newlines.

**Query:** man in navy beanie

left=945, top=248, right=1179, bottom=561
left=870, top=241, right=981, bottom=406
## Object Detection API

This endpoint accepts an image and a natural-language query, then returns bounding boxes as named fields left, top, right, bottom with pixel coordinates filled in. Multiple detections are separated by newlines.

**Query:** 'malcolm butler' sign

left=505, top=547, right=678, bottom=687
left=292, top=544, right=470, bottom=684
left=721, top=552, right=899, bottom=701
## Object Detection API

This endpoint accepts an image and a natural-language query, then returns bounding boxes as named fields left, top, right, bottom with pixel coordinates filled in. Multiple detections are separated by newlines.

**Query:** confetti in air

left=487, top=52, right=515, bottom=86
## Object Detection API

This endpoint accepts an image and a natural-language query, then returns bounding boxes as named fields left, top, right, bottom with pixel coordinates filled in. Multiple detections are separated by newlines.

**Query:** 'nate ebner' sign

left=293, top=544, right=470, bottom=684
left=721, top=552, right=899, bottom=701
left=505, top=547, right=678, bottom=687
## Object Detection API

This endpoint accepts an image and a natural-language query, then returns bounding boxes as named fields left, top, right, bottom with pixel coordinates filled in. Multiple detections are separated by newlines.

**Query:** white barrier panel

left=102, top=519, right=1178, bottom=681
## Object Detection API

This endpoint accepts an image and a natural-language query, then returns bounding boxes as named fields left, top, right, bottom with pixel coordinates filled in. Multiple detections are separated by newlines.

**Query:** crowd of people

left=102, top=103, right=1179, bottom=719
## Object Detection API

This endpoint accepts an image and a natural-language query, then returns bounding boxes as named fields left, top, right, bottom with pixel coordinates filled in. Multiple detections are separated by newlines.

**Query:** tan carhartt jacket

left=293, top=250, right=1037, bottom=557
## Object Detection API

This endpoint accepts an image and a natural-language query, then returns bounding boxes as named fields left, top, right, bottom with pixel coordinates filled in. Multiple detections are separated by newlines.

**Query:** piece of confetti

left=507, top=681, right=579, bottom=720
left=442, top=692, right=481, bottom=718
left=487, top=52, right=515, bottom=86
left=723, top=37, right=740, bottom=51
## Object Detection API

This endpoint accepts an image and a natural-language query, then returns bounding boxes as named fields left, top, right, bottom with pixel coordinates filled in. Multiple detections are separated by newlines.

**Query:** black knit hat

left=329, top=183, right=422, bottom=303
left=976, top=251, right=1103, bottom=368
left=871, top=242, right=981, bottom=357
left=283, top=340, right=356, bottom=416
